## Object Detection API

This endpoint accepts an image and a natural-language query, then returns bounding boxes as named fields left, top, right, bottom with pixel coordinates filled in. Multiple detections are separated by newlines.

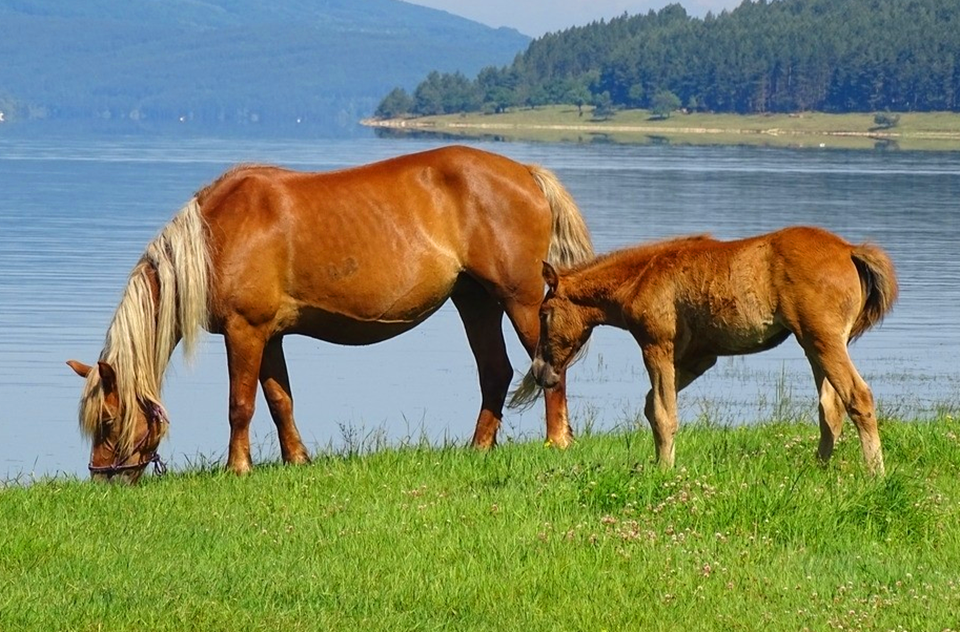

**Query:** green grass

left=369, top=105, right=960, bottom=151
left=3, top=415, right=960, bottom=631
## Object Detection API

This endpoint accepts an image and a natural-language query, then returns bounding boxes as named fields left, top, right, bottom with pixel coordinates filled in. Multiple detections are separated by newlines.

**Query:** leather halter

left=88, top=404, right=169, bottom=478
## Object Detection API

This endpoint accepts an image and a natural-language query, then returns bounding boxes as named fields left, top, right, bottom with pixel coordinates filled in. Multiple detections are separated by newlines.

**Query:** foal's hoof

left=227, top=461, right=253, bottom=476
left=285, top=452, right=312, bottom=465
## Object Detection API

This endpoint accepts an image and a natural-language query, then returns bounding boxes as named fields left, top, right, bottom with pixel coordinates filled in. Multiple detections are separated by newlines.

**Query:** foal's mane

left=77, top=198, right=211, bottom=453
left=565, top=234, right=713, bottom=275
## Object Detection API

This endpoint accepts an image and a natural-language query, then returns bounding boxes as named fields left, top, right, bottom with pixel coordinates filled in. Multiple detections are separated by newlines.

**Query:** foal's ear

left=66, top=360, right=92, bottom=378
left=542, top=261, right=560, bottom=292
left=97, top=361, right=118, bottom=394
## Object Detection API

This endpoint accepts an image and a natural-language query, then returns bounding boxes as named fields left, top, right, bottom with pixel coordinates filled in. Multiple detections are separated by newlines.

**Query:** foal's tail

left=850, top=243, right=899, bottom=342
left=509, top=166, right=595, bottom=410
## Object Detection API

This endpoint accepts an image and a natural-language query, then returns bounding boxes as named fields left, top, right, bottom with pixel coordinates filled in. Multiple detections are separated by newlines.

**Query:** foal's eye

left=540, top=309, right=552, bottom=328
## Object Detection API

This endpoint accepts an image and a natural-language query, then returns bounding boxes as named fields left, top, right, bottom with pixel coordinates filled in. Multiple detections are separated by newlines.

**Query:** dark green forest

left=376, top=0, right=960, bottom=118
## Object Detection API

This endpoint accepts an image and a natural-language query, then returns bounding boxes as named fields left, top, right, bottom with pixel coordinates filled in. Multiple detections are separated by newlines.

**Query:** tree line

left=376, top=0, right=960, bottom=118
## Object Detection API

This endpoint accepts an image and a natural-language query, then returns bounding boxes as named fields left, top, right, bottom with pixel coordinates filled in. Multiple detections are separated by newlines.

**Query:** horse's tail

left=509, top=166, right=595, bottom=411
left=849, top=242, right=899, bottom=342
left=528, top=164, right=595, bottom=269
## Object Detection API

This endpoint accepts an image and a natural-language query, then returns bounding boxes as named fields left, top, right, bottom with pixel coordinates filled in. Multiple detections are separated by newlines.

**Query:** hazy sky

left=405, top=0, right=744, bottom=37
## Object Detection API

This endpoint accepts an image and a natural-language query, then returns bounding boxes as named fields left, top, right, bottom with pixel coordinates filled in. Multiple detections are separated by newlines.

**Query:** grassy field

left=366, top=106, right=960, bottom=151
left=3, top=415, right=960, bottom=631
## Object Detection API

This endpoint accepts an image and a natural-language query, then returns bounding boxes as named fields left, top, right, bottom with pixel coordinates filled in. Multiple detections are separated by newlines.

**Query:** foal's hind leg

left=803, top=340, right=884, bottom=475
left=811, top=365, right=845, bottom=464
left=259, top=337, right=310, bottom=465
left=452, top=282, right=514, bottom=449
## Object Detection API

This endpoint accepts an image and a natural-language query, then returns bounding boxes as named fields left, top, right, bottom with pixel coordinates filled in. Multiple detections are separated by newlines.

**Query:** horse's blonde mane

left=78, top=198, right=210, bottom=453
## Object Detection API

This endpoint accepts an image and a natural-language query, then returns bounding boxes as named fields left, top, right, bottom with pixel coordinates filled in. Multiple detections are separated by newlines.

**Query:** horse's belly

left=288, top=303, right=442, bottom=345
left=292, top=249, right=461, bottom=321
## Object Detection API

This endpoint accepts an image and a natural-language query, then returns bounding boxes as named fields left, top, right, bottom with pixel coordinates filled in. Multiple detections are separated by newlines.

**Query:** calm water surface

left=1, top=135, right=958, bottom=479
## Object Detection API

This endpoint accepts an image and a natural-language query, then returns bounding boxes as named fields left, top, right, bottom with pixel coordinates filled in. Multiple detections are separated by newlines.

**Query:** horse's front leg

left=259, top=337, right=310, bottom=465
left=641, top=344, right=679, bottom=469
left=224, top=325, right=267, bottom=474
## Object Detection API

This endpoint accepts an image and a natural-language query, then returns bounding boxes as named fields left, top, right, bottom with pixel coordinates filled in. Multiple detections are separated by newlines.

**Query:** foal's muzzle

left=531, top=357, right=561, bottom=389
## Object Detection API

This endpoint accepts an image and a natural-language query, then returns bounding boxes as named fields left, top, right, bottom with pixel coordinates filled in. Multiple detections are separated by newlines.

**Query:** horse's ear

left=66, top=360, right=92, bottom=378
left=542, top=261, right=560, bottom=292
left=97, top=361, right=118, bottom=394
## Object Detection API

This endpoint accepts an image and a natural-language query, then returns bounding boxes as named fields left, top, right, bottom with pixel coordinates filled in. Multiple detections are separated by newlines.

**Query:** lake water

left=2, top=134, right=958, bottom=480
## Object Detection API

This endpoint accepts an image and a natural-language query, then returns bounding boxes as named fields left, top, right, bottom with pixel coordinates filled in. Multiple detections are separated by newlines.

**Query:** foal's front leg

left=503, top=294, right=574, bottom=448
left=641, top=344, right=679, bottom=469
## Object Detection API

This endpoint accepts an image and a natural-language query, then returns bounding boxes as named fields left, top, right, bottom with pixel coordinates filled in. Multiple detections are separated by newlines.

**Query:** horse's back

left=197, top=146, right=556, bottom=336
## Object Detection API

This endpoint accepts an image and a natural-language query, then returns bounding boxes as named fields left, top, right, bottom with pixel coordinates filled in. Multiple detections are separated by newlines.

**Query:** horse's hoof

left=544, top=435, right=574, bottom=449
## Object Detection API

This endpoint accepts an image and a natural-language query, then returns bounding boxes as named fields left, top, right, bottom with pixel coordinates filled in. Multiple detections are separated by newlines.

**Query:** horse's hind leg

left=502, top=296, right=573, bottom=448
left=811, top=365, right=845, bottom=464
left=259, top=337, right=310, bottom=465
left=452, top=282, right=514, bottom=448
left=803, top=339, right=884, bottom=475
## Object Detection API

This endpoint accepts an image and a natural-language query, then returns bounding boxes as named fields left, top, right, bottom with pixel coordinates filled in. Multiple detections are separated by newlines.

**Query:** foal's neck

left=566, top=252, right=649, bottom=328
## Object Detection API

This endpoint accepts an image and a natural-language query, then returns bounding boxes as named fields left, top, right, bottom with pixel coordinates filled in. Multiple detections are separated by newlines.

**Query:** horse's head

left=67, top=360, right=169, bottom=484
left=532, top=262, right=593, bottom=390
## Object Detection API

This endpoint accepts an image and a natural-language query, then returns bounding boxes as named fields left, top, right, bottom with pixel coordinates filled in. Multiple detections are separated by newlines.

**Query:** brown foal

left=531, top=227, right=898, bottom=475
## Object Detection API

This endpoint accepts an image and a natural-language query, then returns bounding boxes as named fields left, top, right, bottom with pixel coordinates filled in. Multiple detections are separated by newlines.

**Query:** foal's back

left=643, top=226, right=858, bottom=300
left=624, top=226, right=862, bottom=354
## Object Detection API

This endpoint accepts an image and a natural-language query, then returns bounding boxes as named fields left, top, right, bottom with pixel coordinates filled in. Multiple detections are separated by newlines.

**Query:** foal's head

left=532, top=262, right=593, bottom=389
left=67, top=360, right=169, bottom=484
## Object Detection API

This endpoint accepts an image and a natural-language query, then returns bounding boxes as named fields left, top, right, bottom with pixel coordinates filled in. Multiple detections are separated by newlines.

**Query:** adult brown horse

left=527, top=226, right=897, bottom=475
left=67, top=145, right=594, bottom=482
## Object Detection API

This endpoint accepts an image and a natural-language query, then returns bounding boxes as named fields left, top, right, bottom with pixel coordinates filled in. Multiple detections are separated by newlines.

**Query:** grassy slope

left=369, top=106, right=960, bottom=151
left=3, top=416, right=960, bottom=631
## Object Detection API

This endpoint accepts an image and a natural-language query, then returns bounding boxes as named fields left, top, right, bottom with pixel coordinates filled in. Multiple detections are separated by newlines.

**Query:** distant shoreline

left=362, top=106, right=960, bottom=151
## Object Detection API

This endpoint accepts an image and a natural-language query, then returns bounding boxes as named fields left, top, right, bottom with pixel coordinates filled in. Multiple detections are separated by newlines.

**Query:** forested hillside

left=377, top=0, right=960, bottom=118
left=0, top=0, right=529, bottom=133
